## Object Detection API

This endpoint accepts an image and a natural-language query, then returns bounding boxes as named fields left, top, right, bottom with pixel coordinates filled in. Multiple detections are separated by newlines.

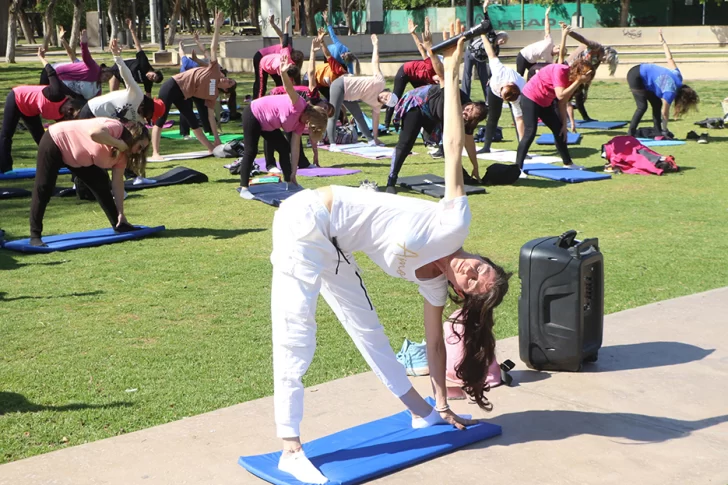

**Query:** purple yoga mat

left=254, top=159, right=360, bottom=177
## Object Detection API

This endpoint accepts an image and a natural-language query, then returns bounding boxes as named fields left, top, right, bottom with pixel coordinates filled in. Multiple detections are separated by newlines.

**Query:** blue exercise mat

left=238, top=397, right=502, bottom=485
left=636, top=138, right=686, bottom=147
left=0, top=167, right=71, bottom=180
left=1, top=225, right=166, bottom=253
left=536, top=132, right=582, bottom=145
left=240, top=183, right=304, bottom=207
left=361, top=113, right=387, bottom=132
left=573, top=120, right=627, bottom=130
left=523, top=164, right=611, bottom=183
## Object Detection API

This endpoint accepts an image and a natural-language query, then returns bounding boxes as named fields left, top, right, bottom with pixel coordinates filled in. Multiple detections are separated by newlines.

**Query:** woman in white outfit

left=515, top=6, right=560, bottom=79
left=269, top=21, right=511, bottom=484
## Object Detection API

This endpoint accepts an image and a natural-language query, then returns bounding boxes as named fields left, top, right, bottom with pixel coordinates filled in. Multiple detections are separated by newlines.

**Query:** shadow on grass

left=514, top=178, right=566, bottom=189
left=0, top=392, right=132, bottom=415
left=0, top=290, right=103, bottom=301
left=159, top=227, right=266, bottom=239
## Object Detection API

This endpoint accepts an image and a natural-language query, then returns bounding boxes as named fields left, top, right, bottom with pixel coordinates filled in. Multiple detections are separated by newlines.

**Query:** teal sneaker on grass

left=396, top=339, right=430, bottom=376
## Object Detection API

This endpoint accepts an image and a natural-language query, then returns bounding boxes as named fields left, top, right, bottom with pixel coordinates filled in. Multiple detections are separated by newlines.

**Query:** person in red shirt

left=0, top=48, right=84, bottom=173
left=384, top=18, right=441, bottom=132
left=29, top=118, right=150, bottom=247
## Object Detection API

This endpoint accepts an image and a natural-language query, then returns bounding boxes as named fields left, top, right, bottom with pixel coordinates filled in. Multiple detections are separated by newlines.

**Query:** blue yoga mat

left=636, top=138, right=686, bottom=147
left=240, top=183, right=304, bottom=207
left=522, top=164, right=611, bottom=183
left=239, top=398, right=502, bottom=485
left=536, top=133, right=582, bottom=145
left=574, top=120, right=627, bottom=130
left=1, top=226, right=166, bottom=253
left=361, top=113, right=387, bottom=132
left=0, top=167, right=71, bottom=180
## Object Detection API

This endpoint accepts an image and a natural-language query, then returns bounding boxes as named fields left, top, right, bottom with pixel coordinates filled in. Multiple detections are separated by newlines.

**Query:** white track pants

left=271, top=190, right=412, bottom=438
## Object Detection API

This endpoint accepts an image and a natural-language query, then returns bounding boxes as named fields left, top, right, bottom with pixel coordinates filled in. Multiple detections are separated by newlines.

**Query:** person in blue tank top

left=320, top=10, right=360, bottom=74
left=626, top=29, right=699, bottom=137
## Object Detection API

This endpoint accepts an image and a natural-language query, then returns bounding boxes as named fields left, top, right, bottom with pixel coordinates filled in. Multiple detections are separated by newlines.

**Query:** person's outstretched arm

left=80, top=30, right=99, bottom=72
left=319, top=28, right=333, bottom=59
left=269, top=14, right=284, bottom=43
left=408, top=19, right=427, bottom=60
left=110, top=39, right=143, bottom=107
left=558, top=22, right=570, bottom=64
left=280, top=54, right=301, bottom=106
left=370, top=33, right=381, bottom=74
left=126, top=18, right=142, bottom=52
left=210, top=11, right=224, bottom=64
left=308, top=38, right=319, bottom=91
left=424, top=19, right=444, bottom=80
left=442, top=21, right=466, bottom=201
left=544, top=5, right=551, bottom=37
left=192, top=31, right=210, bottom=59
left=38, top=48, right=69, bottom=102
left=659, top=29, right=677, bottom=70
left=58, top=26, right=77, bottom=61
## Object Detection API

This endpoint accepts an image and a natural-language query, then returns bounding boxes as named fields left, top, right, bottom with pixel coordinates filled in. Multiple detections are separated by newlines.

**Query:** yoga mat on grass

left=320, top=143, right=406, bottom=160
left=1, top=226, right=166, bottom=253
left=239, top=183, right=304, bottom=207
left=0, top=188, right=31, bottom=199
left=125, top=167, right=208, bottom=191
left=253, top=159, right=361, bottom=177
left=361, top=112, right=387, bottom=132
left=0, top=167, right=71, bottom=180
left=536, top=132, right=582, bottom=145
left=467, top=149, right=562, bottom=164
left=522, top=164, right=611, bottom=183
left=160, top=131, right=243, bottom=143
left=238, top=397, right=502, bottom=485
left=636, top=138, right=686, bottom=147
left=398, top=174, right=486, bottom=198
left=148, top=150, right=212, bottom=162
left=538, top=120, right=628, bottom=130
left=146, top=120, right=174, bottom=129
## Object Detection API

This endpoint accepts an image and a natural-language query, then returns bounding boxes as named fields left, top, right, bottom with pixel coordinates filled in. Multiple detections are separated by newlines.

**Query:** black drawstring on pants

left=331, top=237, right=350, bottom=275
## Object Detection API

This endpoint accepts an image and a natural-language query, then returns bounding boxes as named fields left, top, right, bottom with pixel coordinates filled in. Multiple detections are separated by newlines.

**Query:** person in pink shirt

left=515, top=26, right=593, bottom=173
left=238, top=54, right=328, bottom=200
left=38, top=30, right=115, bottom=100
left=29, top=118, right=150, bottom=247
left=1, top=50, right=85, bottom=173
left=253, top=15, right=305, bottom=99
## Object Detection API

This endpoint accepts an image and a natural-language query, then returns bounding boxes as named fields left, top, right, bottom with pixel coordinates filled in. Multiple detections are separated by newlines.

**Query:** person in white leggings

left=269, top=21, right=511, bottom=484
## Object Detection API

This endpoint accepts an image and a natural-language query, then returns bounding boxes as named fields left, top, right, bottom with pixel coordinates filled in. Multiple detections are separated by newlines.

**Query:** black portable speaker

left=518, top=230, right=604, bottom=371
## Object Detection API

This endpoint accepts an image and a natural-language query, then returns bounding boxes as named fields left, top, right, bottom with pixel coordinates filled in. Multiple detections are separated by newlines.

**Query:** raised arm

left=210, top=11, right=224, bottom=64
left=58, top=26, right=77, bottom=61
left=126, top=18, right=142, bottom=52
left=269, top=14, right=284, bottom=42
left=424, top=21, right=444, bottom=79
left=80, top=30, right=99, bottom=70
left=308, top=38, right=319, bottom=91
left=408, top=19, right=427, bottom=60
left=192, top=31, right=210, bottom=58
left=371, top=34, right=381, bottom=74
left=659, top=29, right=677, bottom=70
left=317, top=28, right=333, bottom=59
left=442, top=21, right=466, bottom=200
left=110, top=39, right=143, bottom=103
left=558, top=22, right=570, bottom=64
left=544, top=5, right=551, bottom=37
left=279, top=54, right=300, bottom=105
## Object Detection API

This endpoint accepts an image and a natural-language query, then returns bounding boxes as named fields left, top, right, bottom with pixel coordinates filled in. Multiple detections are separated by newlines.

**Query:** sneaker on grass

left=396, top=339, right=429, bottom=376
left=430, top=147, right=444, bottom=159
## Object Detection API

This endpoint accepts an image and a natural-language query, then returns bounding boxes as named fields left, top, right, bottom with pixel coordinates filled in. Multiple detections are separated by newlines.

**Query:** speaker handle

left=573, top=238, right=600, bottom=259
left=557, top=229, right=578, bottom=249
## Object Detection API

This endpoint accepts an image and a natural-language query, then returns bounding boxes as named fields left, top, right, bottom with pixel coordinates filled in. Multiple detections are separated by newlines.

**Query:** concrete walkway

left=1, top=288, right=727, bottom=485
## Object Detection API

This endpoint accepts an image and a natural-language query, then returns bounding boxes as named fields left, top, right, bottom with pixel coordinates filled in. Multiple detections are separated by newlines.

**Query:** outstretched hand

left=58, top=25, right=66, bottom=39
left=483, top=0, right=490, bottom=12
left=441, top=20, right=466, bottom=70
left=408, top=19, right=418, bottom=34
left=214, top=11, right=225, bottom=29
left=81, top=29, right=88, bottom=44
left=280, top=53, right=293, bottom=73
left=109, top=38, right=122, bottom=57
left=371, top=33, right=379, bottom=46
left=37, top=47, right=46, bottom=60
left=126, top=18, right=133, bottom=30
left=658, top=28, right=665, bottom=42
left=321, top=10, right=328, bottom=24
left=317, top=27, right=327, bottom=41
left=312, top=37, right=322, bottom=50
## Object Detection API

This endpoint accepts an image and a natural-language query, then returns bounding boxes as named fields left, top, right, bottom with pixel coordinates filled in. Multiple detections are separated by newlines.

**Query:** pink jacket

left=603, top=136, right=665, bottom=176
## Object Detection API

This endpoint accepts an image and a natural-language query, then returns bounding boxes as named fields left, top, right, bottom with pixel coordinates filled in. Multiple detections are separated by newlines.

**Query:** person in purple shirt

left=38, top=30, right=115, bottom=100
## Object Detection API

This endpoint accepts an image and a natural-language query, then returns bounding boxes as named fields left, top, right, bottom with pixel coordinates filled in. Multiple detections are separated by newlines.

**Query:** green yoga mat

left=161, top=131, right=243, bottom=143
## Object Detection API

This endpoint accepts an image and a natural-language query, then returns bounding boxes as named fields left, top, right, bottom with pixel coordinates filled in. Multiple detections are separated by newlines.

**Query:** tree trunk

left=108, top=0, right=120, bottom=41
left=183, top=0, right=191, bottom=31
left=6, top=1, right=18, bottom=63
left=250, top=0, right=259, bottom=32
left=17, top=0, right=35, bottom=44
left=166, top=0, right=182, bottom=45
left=198, top=0, right=211, bottom=34
left=620, top=0, right=630, bottom=27
left=42, top=0, right=57, bottom=50
left=342, top=0, right=356, bottom=35
left=303, top=0, right=316, bottom=35
left=69, top=0, right=82, bottom=52
left=128, top=0, right=136, bottom=48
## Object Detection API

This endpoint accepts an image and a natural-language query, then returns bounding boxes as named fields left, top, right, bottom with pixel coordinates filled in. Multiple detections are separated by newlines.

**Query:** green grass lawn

left=1, top=58, right=728, bottom=464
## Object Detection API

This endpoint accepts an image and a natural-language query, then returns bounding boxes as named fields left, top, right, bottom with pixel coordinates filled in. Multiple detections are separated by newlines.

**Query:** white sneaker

left=133, top=176, right=157, bottom=185
left=329, top=144, right=342, bottom=152
left=565, top=163, right=585, bottom=170
left=519, top=170, right=528, bottom=179
left=268, top=166, right=282, bottom=174
left=182, top=135, right=193, bottom=141
left=238, top=187, right=255, bottom=200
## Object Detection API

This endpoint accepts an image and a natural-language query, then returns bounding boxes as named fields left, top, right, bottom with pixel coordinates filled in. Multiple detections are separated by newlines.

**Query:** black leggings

left=384, top=65, right=428, bottom=130
left=155, top=79, right=199, bottom=130
left=627, top=65, right=662, bottom=136
left=30, top=132, right=119, bottom=238
left=239, top=106, right=291, bottom=187
left=264, top=132, right=310, bottom=170
left=516, top=53, right=534, bottom=78
left=516, top=96, right=573, bottom=169
left=483, top=85, right=504, bottom=151
left=387, top=108, right=436, bottom=186
left=571, top=85, right=591, bottom=121
left=0, top=91, right=46, bottom=173
left=179, top=97, right=213, bottom=136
